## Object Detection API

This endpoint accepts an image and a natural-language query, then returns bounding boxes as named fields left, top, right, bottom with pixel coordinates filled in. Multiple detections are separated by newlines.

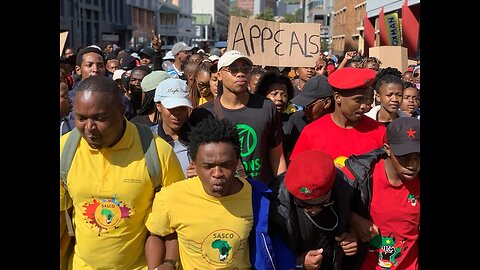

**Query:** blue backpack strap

left=133, top=122, right=162, bottom=192
left=59, top=128, right=81, bottom=237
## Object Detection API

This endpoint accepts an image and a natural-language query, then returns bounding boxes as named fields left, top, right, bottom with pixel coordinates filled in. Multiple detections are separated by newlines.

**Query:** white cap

left=217, top=50, right=253, bottom=71
left=323, top=51, right=329, bottom=56
left=163, top=50, right=175, bottom=60
left=112, top=69, right=126, bottom=81
left=208, top=55, right=220, bottom=62
left=154, top=78, right=193, bottom=109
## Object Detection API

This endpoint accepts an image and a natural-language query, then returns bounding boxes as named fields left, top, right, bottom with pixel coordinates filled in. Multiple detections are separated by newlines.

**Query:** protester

left=130, top=70, right=169, bottom=126
left=171, top=41, right=194, bottom=80
left=187, top=50, right=287, bottom=183
left=60, top=75, right=185, bottom=269
left=344, top=117, right=421, bottom=270
left=248, top=66, right=267, bottom=94
left=60, top=81, right=74, bottom=136
left=151, top=78, right=194, bottom=177
left=145, top=117, right=295, bottom=269
left=269, top=149, right=358, bottom=270
left=400, top=82, right=420, bottom=119
left=290, top=67, right=386, bottom=169
left=283, top=75, right=334, bottom=162
left=188, top=60, right=214, bottom=108
left=365, top=67, right=409, bottom=126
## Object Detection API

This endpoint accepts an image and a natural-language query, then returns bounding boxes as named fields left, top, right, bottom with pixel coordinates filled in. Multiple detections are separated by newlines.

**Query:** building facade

left=60, top=0, right=133, bottom=51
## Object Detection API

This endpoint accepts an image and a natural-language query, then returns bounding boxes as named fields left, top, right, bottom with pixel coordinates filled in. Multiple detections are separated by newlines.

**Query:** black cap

left=291, top=75, right=333, bottom=107
left=121, top=55, right=137, bottom=70
left=139, top=47, right=154, bottom=58
left=387, top=117, right=420, bottom=156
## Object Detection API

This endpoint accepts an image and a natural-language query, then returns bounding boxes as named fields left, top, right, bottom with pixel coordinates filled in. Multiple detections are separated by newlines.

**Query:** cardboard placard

left=227, top=16, right=321, bottom=67
left=369, top=46, right=408, bottom=72
left=60, top=31, right=69, bottom=57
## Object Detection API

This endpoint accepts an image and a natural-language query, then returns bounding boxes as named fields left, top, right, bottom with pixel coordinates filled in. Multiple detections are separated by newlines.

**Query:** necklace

left=303, top=206, right=339, bottom=231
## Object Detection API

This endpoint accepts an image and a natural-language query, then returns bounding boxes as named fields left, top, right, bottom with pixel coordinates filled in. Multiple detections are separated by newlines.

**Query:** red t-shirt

left=290, top=114, right=386, bottom=167
left=360, top=159, right=420, bottom=270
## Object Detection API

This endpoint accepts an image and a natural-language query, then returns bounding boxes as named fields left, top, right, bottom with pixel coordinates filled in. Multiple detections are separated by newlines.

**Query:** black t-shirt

left=188, top=93, right=283, bottom=182
left=283, top=110, right=308, bottom=162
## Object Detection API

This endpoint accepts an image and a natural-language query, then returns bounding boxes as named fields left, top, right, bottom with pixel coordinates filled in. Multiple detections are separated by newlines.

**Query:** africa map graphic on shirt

left=82, top=194, right=131, bottom=235
left=183, top=229, right=247, bottom=266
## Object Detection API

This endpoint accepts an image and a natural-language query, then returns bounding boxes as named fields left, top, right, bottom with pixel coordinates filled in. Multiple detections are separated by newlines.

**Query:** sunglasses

left=304, top=98, right=326, bottom=110
left=223, top=64, right=252, bottom=75
left=413, top=72, right=420, bottom=77
left=293, top=196, right=334, bottom=210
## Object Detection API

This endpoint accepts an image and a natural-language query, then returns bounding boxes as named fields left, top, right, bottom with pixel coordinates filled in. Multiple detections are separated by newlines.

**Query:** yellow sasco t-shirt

left=60, top=121, right=185, bottom=270
left=146, top=176, right=254, bottom=270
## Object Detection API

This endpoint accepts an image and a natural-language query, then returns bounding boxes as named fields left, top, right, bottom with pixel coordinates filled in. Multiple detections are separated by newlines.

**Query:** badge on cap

left=299, top=187, right=312, bottom=196
left=407, top=128, right=416, bottom=138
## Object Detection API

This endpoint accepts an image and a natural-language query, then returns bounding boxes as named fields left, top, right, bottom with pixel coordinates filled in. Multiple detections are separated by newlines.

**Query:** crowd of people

left=60, top=35, right=421, bottom=270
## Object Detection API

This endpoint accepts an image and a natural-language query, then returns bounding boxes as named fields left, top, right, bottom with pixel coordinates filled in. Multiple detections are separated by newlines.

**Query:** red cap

left=285, top=150, right=336, bottom=200
left=327, top=67, right=376, bottom=91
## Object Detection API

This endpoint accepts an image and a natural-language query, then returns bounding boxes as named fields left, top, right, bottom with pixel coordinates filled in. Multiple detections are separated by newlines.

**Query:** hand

left=344, top=51, right=357, bottom=61
left=349, top=212, right=379, bottom=243
left=303, top=248, right=323, bottom=270
left=152, top=30, right=162, bottom=51
left=335, top=231, right=358, bottom=256
left=186, top=162, right=197, bottom=178
left=315, top=55, right=326, bottom=75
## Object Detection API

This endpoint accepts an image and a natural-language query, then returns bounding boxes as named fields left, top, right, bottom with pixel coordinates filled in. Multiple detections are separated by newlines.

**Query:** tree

left=230, top=4, right=251, bottom=18
left=255, top=7, right=275, bottom=21
left=280, top=8, right=305, bottom=23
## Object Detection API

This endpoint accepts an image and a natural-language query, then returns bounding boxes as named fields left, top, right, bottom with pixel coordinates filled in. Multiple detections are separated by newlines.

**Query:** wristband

left=163, top=258, right=177, bottom=268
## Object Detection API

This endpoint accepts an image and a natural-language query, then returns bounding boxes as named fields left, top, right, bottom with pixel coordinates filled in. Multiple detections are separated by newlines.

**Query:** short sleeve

left=145, top=188, right=175, bottom=236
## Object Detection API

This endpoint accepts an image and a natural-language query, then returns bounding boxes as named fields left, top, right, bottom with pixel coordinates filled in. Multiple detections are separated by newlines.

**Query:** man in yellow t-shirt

left=145, top=117, right=296, bottom=270
left=60, top=75, right=185, bottom=270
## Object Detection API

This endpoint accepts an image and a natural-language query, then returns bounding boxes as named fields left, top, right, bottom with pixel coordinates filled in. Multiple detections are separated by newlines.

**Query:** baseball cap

left=208, top=55, right=220, bottom=62
left=217, top=50, right=253, bottom=71
left=154, top=78, right=193, bottom=109
left=291, top=75, right=333, bottom=107
left=163, top=50, right=175, bottom=60
left=121, top=54, right=138, bottom=70
left=171, top=42, right=194, bottom=56
left=328, top=67, right=376, bottom=91
left=386, top=117, right=420, bottom=156
left=141, top=71, right=169, bottom=92
left=285, top=150, right=336, bottom=201
left=210, top=47, right=222, bottom=57
left=112, top=69, right=126, bottom=81
left=139, top=47, right=154, bottom=58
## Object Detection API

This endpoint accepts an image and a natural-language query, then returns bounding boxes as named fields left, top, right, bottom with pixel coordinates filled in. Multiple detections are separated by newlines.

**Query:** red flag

left=378, top=6, right=389, bottom=46
left=402, top=0, right=419, bottom=58
left=363, top=14, right=375, bottom=56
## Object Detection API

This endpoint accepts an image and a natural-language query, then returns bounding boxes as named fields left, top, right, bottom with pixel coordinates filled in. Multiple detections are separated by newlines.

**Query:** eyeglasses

left=413, top=72, right=420, bottom=77
left=304, top=98, right=325, bottom=110
left=223, top=64, right=252, bottom=75
left=293, top=196, right=334, bottom=210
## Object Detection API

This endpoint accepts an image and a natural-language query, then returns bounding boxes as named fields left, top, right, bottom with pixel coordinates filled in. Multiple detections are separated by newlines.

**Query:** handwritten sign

left=227, top=16, right=321, bottom=67
left=60, top=31, right=69, bottom=57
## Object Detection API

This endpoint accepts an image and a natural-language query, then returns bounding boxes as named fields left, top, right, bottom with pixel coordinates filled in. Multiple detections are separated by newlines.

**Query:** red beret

left=285, top=150, right=336, bottom=200
left=328, top=67, right=376, bottom=90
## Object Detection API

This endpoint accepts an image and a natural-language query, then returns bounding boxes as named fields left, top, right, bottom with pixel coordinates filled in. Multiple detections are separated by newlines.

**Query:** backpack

left=59, top=122, right=161, bottom=236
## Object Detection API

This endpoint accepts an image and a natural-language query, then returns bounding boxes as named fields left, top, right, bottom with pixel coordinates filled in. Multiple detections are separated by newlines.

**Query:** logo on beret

left=406, top=128, right=416, bottom=138
left=299, top=187, right=312, bottom=196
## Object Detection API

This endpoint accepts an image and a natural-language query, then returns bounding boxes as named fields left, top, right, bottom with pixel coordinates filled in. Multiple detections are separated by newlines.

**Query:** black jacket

left=268, top=169, right=355, bottom=270
left=344, top=147, right=387, bottom=218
